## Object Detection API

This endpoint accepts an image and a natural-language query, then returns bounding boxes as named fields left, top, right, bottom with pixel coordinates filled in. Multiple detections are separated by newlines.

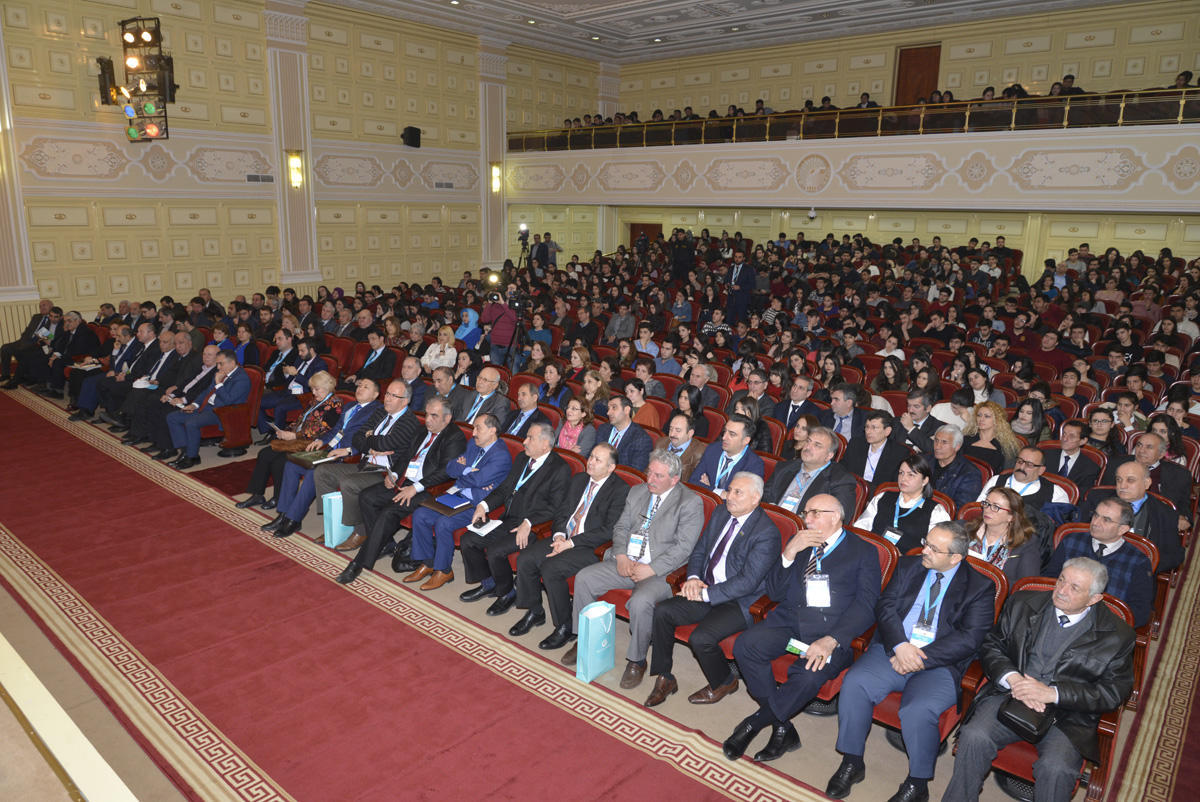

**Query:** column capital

left=479, top=38, right=510, bottom=83
left=265, top=9, right=308, bottom=47
left=597, top=62, right=620, bottom=104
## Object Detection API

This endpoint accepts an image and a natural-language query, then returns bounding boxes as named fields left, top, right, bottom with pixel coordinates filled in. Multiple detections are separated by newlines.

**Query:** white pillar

left=0, top=19, right=35, bottom=306
left=478, top=37, right=510, bottom=268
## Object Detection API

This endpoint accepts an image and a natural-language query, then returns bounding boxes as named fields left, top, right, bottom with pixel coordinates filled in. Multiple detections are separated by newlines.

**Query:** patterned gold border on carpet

left=11, top=389, right=825, bottom=802
left=0, top=525, right=293, bottom=802
left=1111, top=543, right=1200, bottom=801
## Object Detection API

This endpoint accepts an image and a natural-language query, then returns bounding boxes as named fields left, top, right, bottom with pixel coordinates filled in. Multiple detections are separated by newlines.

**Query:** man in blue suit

left=773, top=375, right=822, bottom=431
left=644, top=473, right=782, bottom=707
left=724, top=494, right=882, bottom=762
left=725, top=250, right=756, bottom=324
left=689, top=415, right=766, bottom=497
left=596, top=395, right=653, bottom=472
left=165, top=351, right=251, bottom=469
left=826, top=521, right=995, bottom=802
left=264, top=378, right=382, bottom=537
left=405, top=412, right=512, bottom=589
left=256, top=335, right=326, bottom=438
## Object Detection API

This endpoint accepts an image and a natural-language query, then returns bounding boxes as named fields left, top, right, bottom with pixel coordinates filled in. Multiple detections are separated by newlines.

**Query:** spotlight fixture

left=96, top=56, right=118, bottom=105
left=123, top=31, right=136, bottom=43
left=105, top=17, right=173, bottom=141
left=125, top=55, right=140, bottom=69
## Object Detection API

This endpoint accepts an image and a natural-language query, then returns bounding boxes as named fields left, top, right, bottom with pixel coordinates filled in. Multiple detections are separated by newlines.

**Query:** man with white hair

left=930, top=425, right=982, bottom=510
left=941, top=558, right=1135, bottom=802
left=644, top=472, right=781, bottom=707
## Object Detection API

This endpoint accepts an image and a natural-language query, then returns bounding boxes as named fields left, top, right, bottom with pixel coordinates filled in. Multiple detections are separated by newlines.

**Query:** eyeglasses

left=920, top=538, right=953, bottom=555
left=384, top=392, right=407, bottom=400
left=979, top=499, right=1011, bottom=513
left=1014, top=457, right=1044, bottom=469
left=800, top=508, right=836, bottom=518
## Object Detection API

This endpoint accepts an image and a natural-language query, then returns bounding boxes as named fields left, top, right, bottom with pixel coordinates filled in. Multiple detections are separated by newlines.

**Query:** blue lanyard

left=814, top=529, right=845, bottom=572
left=793, top=462, right=828, bottom=497
left=297, top=393, right=332, bottom=428
left=268, top=350, right=288, bottom=372
left=513, top=458, right=538, bottom=493
left=469, top=444, right=489, bottom=469
left=893, top=495, right=923, bottom=528
left=715, top=448, right=746, bottom=487
left=1006, top=476, right=1037, bottom=496
left=919, top=571, right=953, bottom=624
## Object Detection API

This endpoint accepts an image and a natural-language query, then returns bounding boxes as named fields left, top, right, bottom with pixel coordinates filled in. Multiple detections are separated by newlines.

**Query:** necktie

left=609, top=427, right=623, bottom=447
left=670, top=444, right=684, bottom=455
left=566, top=480, right=598, bottom=537
left=1060, top=455, right=1071, bottom=475
left=1058, top=614, right=1070, bottom=627
left=704, top=516, right=739, bottom=585
left=149, top=351, right=170, bottom=381
left=363, top=349, right=379, bottom=368
left=376, top=413, right=398, bottom=437
left=1094, top=542, right=1105, bottom=559
left=805, top=544, right=825, bottom=578
left=790, top=404, right=799, bottom=426
left=635, top=494, right=661, bottom=561
left=268, top=352, right=285, bottom=375
left=922, top=572, right=944, bottom=625
left=837, top=415, right=848, bottom=436
left=467, top=393, right=486, bottom=421
left=510, top=410, right=529, bottom=434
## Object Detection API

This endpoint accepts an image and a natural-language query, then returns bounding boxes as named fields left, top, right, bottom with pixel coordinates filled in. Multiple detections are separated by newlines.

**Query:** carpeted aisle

left=189, top=459, right=259, bottom=497
left=0, top=392, right=778, bottom=801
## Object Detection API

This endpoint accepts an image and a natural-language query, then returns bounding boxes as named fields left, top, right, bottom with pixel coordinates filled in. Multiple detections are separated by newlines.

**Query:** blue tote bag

left=321, top=492, right=354, bottom=548
left=575, top=600, right=616, bottom=683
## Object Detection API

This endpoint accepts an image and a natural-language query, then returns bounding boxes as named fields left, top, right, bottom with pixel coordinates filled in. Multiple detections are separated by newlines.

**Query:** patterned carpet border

left=8, top=390, right=822, bottom=802
left=1108, top=537, right=1200, bottom=801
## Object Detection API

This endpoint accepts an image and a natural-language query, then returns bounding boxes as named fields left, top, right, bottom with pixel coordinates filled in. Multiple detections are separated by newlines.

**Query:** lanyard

left=715, top=448, right=746, bottom=487
left=513, top=458, right=538, bottom=493
left=268, top=350, right=288, bottom=373
left=414, top=432, right=435, bottom=459
left=865, top=445, right=882, bottom=476
left=1006, top=476, right=1038, bottom=496
left=919, top=571, right=953, bottom=625
left=375, top=413, right=398, bottom=436
left=363, top=349, right=380, bottom=367
left=297, top=392, right=332, bottom=428
left=469, top=444, right=488, bottom=469
left=977, top=535, right=1003, bottom=560
left=792, top=461, right=828, bottom=497
left=893, top=495, right=923, bottom=528
left=814, top=529, right=845, bottom=572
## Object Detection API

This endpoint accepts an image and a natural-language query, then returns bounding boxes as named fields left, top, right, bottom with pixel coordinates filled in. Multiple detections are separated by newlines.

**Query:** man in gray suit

left=562, top=448, right=706, bottom=689
left=458, top=366, right=511, bottom=423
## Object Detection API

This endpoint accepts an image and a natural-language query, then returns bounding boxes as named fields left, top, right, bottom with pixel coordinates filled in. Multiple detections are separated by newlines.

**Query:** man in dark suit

left=942, top=559, right=1135, bottom=802
left=30, top=312, right=101, bottom=395
left=314, top=378, right=421, bottom=543
left=164, top=351, right=251, bottom=469
left=725, top=250, right=756, bottom=324
left=644, top=473, right=782, bottom=707
left=458, top=422, right=572, bottom=615
left=120, top=331, right=199, bottom=445
left=1101, top=432, right=1192, bottom=529
left=563, top=449, right=706, bottom=688
left=430, top=366, right=471, bottom=420
left=596, top=395, right=654, bottom=472
left=264, top=378, right=384, bottom=537
left=1046, top=498, right=1154, bottom=628
left=338, top=396, right=468, bottom=584
left=100, top=328, right=177, bottom=429
left=0, top=299, right=54, bottom=385
left=818, top=383, right=866, bottom=444
left=69, top=323, right=146, bottom=419
left=894, top=389, right=946, bottom=454
left=403, top=412, right=513, bottom=589
left=457, top=366, right=511, bottom=423
left=397, top=355, right=427, bottom=412
left=826, top=522, right=995, bottom=802
left=774, top=374, right=822, bottom=431
left=931, top=426, right=983, bottom=511
left=256, top=334, right=325, bottom=438
left=766, top=426, right=858, bottom=521
left=339, top=328, right=394, bottom=390
left=1076, top=461, right=1183, bottom=573
left=512, top=443, right=630, bottom=649
left=141, top=345, right=220, bottom=459
left=725, top=369, right=774, bottom=419
left=724, top=494, right=882, bottom=762
left=1040, top=420, right=1101, bottom=495
left=690, top=415, right=766, bottom=496
left=841, top=410, right=908, bottom=489
left=655, top=412, right=706, bottom=481
left=501, top=383, right=550, bottom=438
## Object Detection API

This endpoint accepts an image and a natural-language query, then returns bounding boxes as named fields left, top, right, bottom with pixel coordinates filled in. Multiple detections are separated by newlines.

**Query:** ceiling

left=326, top=0, right=1123, bottom=64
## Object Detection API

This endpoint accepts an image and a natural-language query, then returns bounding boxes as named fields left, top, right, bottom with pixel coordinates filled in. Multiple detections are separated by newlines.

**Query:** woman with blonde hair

left=962, top=400, right=1021, bottom=473
left=966, top=486, right=1041, bottom=585
left=420, top=324, right=457, bottom=374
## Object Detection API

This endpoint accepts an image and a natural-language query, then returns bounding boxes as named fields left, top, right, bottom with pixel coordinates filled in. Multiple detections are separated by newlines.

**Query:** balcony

left=507, top=88, right=1200, bottom=152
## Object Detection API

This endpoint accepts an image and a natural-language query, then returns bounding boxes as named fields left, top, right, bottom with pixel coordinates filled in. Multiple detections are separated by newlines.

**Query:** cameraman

left=481, top=288, right=519, bottom=368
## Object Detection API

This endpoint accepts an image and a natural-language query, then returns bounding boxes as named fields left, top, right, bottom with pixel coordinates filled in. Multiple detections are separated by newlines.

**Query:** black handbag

left=997, top=696, right=1054, bottom=743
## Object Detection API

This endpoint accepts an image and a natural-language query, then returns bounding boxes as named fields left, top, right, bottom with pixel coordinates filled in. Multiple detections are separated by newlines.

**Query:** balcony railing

left=507, top=88, right=1200, bottom=152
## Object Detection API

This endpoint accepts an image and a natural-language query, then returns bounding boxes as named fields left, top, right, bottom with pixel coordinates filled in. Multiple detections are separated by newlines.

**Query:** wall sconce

left=490, top=162, right=502, bottom=194
left=287, top=150, right=303, bottom=188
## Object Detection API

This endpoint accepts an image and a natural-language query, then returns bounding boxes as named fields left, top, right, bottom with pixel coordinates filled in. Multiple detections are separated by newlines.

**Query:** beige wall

left=616, top=1, right=1196, bottom=115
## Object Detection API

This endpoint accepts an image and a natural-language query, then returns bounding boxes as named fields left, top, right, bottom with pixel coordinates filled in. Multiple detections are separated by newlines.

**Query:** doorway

left=629, top=222, right=662, bottom=250
left=895, top=44, right=941, bottom=106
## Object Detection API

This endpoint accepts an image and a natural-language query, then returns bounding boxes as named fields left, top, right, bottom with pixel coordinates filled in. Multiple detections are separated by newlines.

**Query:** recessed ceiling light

left=591, top=35, right=600, bottom=41
left=449, top=0, right=458, bottom=4
left=731, top=26, right=740, bottom=31
left=653, top=37, right=662, bottom=42
left=527, top=18, right=536, bottom=24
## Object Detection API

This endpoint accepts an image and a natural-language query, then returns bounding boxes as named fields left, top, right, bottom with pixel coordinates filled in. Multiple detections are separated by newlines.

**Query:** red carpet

left=189, top=458, right=260, bottom=496
left=0, top=393, right=748, bottom=800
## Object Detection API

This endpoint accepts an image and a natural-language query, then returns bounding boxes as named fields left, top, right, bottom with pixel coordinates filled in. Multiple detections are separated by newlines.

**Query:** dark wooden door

left=895, top=44, right=941, bottom=106
left=629, top=222, right=662, bottom=249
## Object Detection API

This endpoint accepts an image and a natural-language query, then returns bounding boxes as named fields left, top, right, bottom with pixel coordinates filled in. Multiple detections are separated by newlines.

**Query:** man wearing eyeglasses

left=725, top=369, right=774, bottom=419
left=976, top=446, right=1071, bottom=513
left=826, top=522, right=995, bottom=802
left=1076, top=461, right=1183, bottom=574
left=458, top=366, right=511, bottom=424
left=723, top=494, right=881, bottom=763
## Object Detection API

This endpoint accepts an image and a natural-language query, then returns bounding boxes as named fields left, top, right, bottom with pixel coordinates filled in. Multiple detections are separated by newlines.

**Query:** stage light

left=287, top=151, right=304, bottom=188
left=125, top=55, right=139, bottom=69
left=144, top=122, right=161, bottom=137
left=120, top=85, right=131, bottom=99
left=143, top=101, right=157, bottom=114
left=123, top=31, right=135, bottom=43
left=138, top=78, right=147, bottom=92
left=140, top=30, right=153, bottom=42
left=123, top=104, right=136, bottom=118
left=127, top=126, right=139, bottom=139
